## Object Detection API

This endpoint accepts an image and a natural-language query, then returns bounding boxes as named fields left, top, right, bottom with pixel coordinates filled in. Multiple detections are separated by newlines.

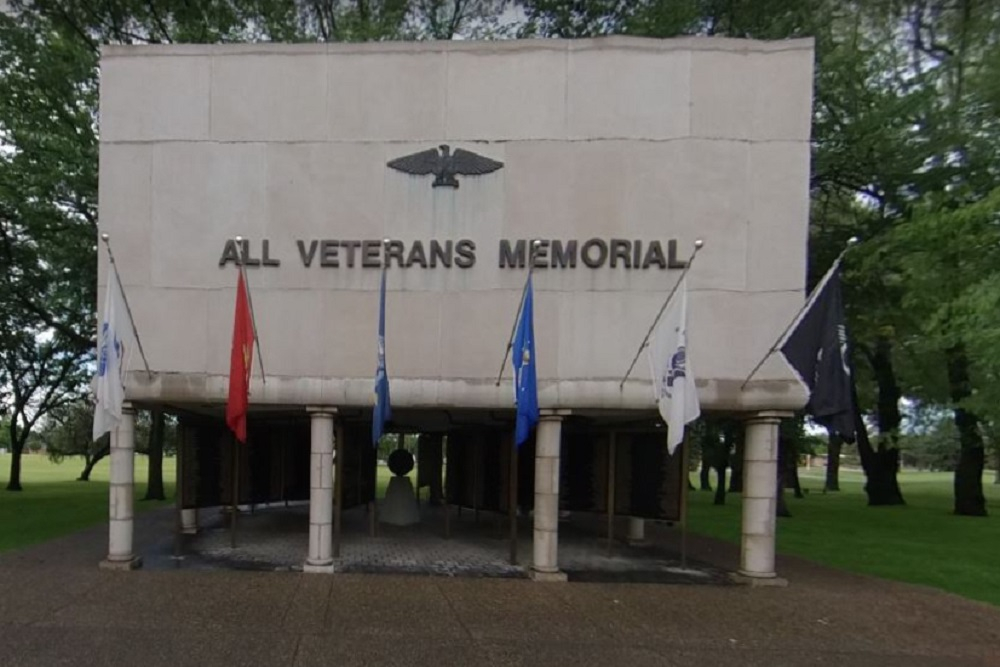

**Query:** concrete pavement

left=1, top=509, right=998, bottom=667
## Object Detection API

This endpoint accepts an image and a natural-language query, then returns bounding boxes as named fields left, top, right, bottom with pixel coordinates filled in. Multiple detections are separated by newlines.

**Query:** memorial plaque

left=340, top=421, right=377, bottom=510
left=613, top=432, right=684, bottom=522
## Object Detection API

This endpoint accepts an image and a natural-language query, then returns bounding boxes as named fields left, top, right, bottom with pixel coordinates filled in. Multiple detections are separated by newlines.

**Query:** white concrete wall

left=98, top=37, right=812, bottom=412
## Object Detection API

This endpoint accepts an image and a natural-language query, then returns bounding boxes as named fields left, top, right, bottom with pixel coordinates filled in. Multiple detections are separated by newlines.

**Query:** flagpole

left=495, top=240, right=542, bottom=386
left=680, top=429, right=691, bottom=569
left=619, top=239, right=704, bottom=390
left=738, top=237, right=858, bottom=391
left=99, top=233, right=152, bottom=379
left=234, top=237, right=267, bottom=385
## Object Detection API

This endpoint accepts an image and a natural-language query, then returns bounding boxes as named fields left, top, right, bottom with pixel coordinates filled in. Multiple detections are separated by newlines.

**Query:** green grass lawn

left=687, top=468, right=1000, bottom=606
left=0, top=452, right=176, bottom=553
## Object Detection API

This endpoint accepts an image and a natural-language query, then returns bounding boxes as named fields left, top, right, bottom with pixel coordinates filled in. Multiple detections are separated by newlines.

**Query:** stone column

left=627, top=517, right=646, bottom=545
left=100, top=404, right=141, bottom=570
left=532, top=411, right=567, bottom=582
left=736, top=411, right=788, bottom=586
left=181, top=509, right=199, bottom=535
left=305, top=407, right=336, bottom=573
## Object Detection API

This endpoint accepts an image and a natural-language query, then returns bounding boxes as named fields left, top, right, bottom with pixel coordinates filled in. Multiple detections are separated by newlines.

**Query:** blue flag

left=372, top=268, right=391, bottom=446
left=512, top=276, right=539, bottom=446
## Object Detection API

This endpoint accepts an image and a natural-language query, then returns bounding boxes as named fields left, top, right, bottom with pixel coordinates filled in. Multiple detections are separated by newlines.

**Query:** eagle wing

left=387, top=148, right=440, bottom=175
left=451, top=148, right=504, bottom=176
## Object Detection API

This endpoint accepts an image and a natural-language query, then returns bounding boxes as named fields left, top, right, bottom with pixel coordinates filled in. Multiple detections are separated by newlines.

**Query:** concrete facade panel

left=99, top=38, right=814, bottom=412
left=567, top=49, right=690, bottom=139
left=328, top=52, right=447, bottom=140
left=100, top=55, right=210, bottom=141
left=211, top=55, right=328, bottom=141
left=445, top=49, right=567, bottom=140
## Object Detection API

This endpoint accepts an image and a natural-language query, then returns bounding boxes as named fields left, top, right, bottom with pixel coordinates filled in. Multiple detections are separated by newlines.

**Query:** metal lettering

left=384, top=240, right=406, bottom=268
left=551, top=240, right=577, bottom=268
left=642, top=241, right=667, bottom=269
left=455, top=240, right=476, bottom=268
left=581, top=239, right=608, bottom=268
left=320, top=240, right=339, bottom=268
left=298, top=240, right=318, bottom=267
left=341, top=240, right=361, bottom=268
left=219, top=239, right=240, bottom=267
left=532, top=240, right=549, bottom=269
left=499, top=239, right=526, bottom=269
left=262, top=239, right=280, bottom=267
left=362, top=240, right=381, bottom=268
left=430, top=240, right=453, bottom=268
left=610, top=239, right=631, bottom=268
left=406, top=240, right=428, bottom=268
left=667, top=239, right=687, bottom=269
left=239, top=238, right=260, bottom=267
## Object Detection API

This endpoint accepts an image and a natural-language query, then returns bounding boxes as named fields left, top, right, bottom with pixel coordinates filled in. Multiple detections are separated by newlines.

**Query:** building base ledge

left=730, top=572, right=788, bottom=587
left=530, top=568, right=568, bottom=583
left=99, top=556, right=143, bottom=571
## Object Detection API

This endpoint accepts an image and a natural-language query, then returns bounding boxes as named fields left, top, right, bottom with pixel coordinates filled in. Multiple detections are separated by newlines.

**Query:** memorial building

left=97, top=35, right=812, bottom=581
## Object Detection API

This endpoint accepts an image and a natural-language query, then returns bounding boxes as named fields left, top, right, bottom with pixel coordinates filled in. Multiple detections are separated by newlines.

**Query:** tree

left=38, top=400, right=116, bottom=480
left=825, top=429, right=843, bottom=491
left=143, top=408, right=166, bottom=500
left=1, top=0, right=509, bottom=491
left=0, top=9, right=97, bottom=490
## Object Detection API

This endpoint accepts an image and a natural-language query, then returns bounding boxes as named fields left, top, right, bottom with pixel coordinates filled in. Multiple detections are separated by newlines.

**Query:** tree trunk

left=776, top=436, right=791, bottom=517
left=854, top=339, right=905, bottom=506
left=6, top=420, right=24, bottom=491
left=825, top=430, right=842, bottom=492
left=144, top=409, right=166, bottom=501
left=6, top=445, right=23, bottom=492
left=78, top=443, right=110, bottom=481
left=947, top=345, right=987, bottom=516
left=713, top=465, right=726, bottom=505
left=994, top=442, right=999, bottom=485
left=714, top=426, right=734, bottom=505
left=785, top=439, right=804, bottom=499
left=728, top=427, right=744, bottom=493
left=852, top=384, right=905, bottom=506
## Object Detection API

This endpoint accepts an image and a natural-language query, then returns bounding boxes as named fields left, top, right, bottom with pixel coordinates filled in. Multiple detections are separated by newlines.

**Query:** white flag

left=93, top=272, right=129, bottom=440
left=647, top=278, right=700, bottom=454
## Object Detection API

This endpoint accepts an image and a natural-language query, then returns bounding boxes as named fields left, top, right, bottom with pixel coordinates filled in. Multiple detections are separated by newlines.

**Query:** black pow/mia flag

left=780, top=263, right=856, bottom=441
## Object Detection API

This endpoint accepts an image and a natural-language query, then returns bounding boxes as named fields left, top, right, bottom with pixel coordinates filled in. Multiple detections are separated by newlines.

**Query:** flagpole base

left=303, top=561, right=335, bottom=574
left=731, top=572, right=788, bottom=588
left=530, top=568, right=568, bottom=583
left=100, top=556, right=143, bottom=571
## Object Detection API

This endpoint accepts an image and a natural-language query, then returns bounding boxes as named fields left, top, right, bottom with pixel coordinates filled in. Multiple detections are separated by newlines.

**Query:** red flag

left=226, top=271, right=254, bottom=443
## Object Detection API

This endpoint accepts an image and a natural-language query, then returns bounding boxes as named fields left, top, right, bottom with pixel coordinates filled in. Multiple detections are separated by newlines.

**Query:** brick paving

left=2, top=507, right=999, bottom=667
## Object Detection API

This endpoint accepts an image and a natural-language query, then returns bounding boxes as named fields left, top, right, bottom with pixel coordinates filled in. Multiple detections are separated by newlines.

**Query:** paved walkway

left=1, top=509, right=998, bottom=667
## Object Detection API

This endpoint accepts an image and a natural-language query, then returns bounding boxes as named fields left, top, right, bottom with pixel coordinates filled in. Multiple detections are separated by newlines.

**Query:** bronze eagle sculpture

left=386, top=144, right=503, bottom=188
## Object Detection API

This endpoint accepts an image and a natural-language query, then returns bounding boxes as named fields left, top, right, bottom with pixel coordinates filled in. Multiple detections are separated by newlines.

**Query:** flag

left=512, top=276, right=539, bottom=446
left=647, top=278, right=700, bottom=454
left=372, top=267, right=391, bottom=446
left=226, top=271, right=255, bottom=444
left=93, top=271, right=129, bottom=440
left=779, top=260, right=855, bottom=441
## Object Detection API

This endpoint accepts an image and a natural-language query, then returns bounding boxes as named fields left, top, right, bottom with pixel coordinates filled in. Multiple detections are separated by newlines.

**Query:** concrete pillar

left=181, top=509, right=199, bottom=535
left=100, top=404, right=141, bottom=570
left=532, top=412, right=567, bottom=582
left=627, top=517, right=646, bottom=544
left=305, top=407, right=336, bottom=573
left=736, top=411, right=788, bottom=586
